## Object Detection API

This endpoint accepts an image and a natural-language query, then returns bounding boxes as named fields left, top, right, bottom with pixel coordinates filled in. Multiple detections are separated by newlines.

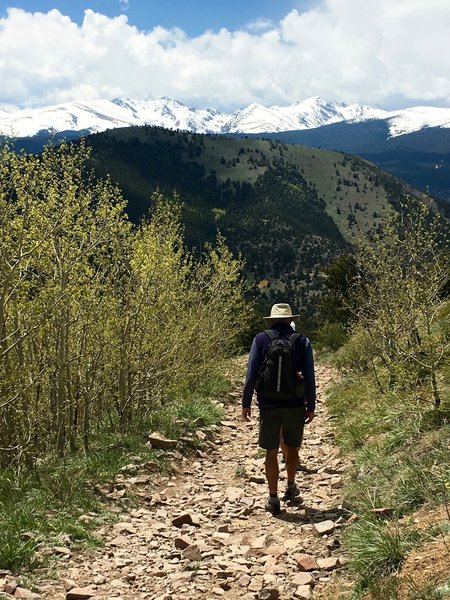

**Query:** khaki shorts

left=259, top=406, right=306, bottom=450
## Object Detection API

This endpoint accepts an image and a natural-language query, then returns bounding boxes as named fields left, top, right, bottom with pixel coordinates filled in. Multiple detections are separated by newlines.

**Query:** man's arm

left=242, top=336, right=262, bottom=420
left=303, top=338, right=316, bottom=423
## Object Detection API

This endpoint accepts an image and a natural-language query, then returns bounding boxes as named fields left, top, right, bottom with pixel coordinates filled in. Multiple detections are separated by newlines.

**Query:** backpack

left=255, top=330, right=306, bottom=401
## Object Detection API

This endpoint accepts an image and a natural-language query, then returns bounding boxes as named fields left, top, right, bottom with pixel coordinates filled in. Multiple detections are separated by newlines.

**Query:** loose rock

left=171, top=513, right=193, bottom=527
left=148, top=432, right=178, bottom=450
left=65, top=587, right=95, bottom=599
left=14, top=589, right=41, bottom=599
left=258, top=588, right=280, bottom=600
left=182, top=544, right=202, bottom=561
left=292, top=572, right=315, bottom=586
left=294, top=554, right=320, bottom=571
left=294, top=585, right=312, bottom=599
left=313, top=520, right=336, bottom=536
left=317, top=556, right=340, bottom=570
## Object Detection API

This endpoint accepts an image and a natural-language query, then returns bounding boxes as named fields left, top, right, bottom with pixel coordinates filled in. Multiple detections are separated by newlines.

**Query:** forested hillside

left=85, top=126, right=417, bottom=324
left=244, top=122, right=450, bottom=205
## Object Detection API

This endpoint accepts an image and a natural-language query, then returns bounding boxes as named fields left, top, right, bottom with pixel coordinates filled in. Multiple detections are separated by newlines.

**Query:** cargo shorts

left=259, top=405, right=306, bottom=450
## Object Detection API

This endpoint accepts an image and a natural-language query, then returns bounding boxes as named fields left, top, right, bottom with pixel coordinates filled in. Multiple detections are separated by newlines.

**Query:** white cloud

left=119, top=0, right=129, bottom=11
left=0, top=1, right=449, bottom=110
left=245, top=18, right=273, bottom=32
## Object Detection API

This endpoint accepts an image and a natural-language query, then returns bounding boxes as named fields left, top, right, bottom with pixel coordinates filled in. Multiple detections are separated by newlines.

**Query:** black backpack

left=255, top=330, right=306, bottom=401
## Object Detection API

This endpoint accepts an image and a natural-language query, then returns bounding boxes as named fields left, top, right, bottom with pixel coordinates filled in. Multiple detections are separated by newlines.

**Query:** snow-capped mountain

left=381, top=106, right=450, bottom=137
left=111, top=97, right=230, bottom=133
left=1, top=96, right=450, bottom=139
left=223, top=97, right=387, bottom=134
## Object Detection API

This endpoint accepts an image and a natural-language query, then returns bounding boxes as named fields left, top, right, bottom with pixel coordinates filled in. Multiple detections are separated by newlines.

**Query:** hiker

left=242, top=303, right=316, bottom=515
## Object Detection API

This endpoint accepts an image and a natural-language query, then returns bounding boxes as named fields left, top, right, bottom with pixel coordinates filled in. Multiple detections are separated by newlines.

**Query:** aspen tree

left=354, top=196, right=450, bottom=404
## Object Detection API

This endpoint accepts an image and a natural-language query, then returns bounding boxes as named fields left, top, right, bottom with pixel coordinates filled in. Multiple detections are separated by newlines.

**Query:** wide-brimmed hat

left=263, top=303, right=300, bottom=320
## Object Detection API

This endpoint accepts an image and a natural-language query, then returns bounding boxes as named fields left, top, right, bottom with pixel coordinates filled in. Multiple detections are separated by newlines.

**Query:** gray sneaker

left=283, top=483, right=301, bottom=502
left=265, top=496, right=281, bottom=515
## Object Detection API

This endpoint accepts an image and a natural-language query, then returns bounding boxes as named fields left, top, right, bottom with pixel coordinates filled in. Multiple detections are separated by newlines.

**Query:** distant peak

left=156, top=96, right=185, bottom=106
left=112, top=97, right=134, bottom=107
left=245, top=102, right=266, bottom=110
left=297, top=96, right=326, bottom=105
left=2, top=95, right=450, bottom=140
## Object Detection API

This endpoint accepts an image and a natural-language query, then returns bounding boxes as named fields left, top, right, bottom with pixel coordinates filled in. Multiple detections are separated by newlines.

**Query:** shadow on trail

left=273, top=503, right=349, bottom=524
left=296, top=465, right=319, bottom=475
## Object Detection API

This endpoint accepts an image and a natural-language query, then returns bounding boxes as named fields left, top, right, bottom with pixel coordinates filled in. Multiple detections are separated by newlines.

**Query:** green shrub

left=334, top=327, right=377, bottom=373
left=345, top=519, right=422, bottom=582
left=0, top=532, right=39, bottom=572
left=315, top=321, right=349, bottom=351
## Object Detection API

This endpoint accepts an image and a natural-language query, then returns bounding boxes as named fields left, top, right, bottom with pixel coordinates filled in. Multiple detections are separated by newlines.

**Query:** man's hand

left=242, top=406, right=252, bottom=420
left=305, top=411, right=315, bottom=424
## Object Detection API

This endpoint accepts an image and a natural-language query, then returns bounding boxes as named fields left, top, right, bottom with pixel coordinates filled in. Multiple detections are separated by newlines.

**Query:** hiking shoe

left=283, top=483, right=301, bottom=502
left=265, top=496, right=281, bottom=516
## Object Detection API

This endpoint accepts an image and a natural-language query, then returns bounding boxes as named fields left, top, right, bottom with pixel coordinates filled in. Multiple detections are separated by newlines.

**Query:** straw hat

left=263, top=303, right=300, bottom=320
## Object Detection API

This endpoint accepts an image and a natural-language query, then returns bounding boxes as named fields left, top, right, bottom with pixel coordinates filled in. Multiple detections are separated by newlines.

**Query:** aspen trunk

left=56, top=272, right=69, bottom=456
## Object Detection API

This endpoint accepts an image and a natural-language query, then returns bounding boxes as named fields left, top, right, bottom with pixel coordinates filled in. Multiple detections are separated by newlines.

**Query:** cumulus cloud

left=0, top=1, right=449, bottom=110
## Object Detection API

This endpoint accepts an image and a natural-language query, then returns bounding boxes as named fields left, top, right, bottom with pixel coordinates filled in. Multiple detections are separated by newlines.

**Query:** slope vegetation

left=257, top=122, right=450, bottom=203
left=85, top=126, right=418, bottom=321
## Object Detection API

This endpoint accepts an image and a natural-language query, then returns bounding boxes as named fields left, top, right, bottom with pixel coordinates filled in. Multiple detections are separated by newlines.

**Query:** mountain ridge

left=2, top=95, right=450, bottom=139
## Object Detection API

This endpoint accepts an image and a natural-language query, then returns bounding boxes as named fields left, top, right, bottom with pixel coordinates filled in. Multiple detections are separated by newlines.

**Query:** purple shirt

left=242, top=322, right=316, bottom=412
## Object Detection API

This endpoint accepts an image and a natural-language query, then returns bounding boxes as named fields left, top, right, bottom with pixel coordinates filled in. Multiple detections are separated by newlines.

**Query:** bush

left=345, top=519, right=422, bottom=582
left=334, top=327, right=377, bottom=373
left=0, top=532, right=39, bottom=572
left=315, top=321, right=349, bottom=351
left=352, top=196, right=450, bottom=406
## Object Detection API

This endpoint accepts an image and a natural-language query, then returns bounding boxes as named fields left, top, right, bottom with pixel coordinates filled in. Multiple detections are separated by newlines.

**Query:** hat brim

left=263, top=314, right=300, bottom=319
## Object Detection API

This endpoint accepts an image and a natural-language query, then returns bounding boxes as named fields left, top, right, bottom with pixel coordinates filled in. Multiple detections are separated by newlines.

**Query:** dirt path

left=35, top=361, right=347, bottom=600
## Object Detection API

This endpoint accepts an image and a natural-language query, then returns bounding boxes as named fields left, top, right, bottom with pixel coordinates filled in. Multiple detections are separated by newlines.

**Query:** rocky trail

left=2, top=362, right=351, bottom=600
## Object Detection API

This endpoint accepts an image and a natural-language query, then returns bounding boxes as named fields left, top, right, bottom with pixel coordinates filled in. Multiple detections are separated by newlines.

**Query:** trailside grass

left=325, top=343, right=450, bottom=598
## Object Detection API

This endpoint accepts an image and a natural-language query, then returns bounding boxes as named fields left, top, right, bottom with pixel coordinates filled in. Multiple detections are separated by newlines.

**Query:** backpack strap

left=290, top=333, right=307, bottom=373
left=264, top=329, right=279, bottom=341
left=265, top=330, right=302, bottom=343
left=256, top=330, right=278, bottom=380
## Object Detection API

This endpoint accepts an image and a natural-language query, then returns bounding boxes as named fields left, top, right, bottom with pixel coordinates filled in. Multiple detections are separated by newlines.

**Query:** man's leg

left=281, top=407, right=305, bottom=502
left=280, top=430, right=287, bottom=463
left=283, top=445, right=301, bottom=501
left=285, top=445, right=299, bottom=485
left=265, top=448, right=279, bottom=495
left=259, top=409, right=282, bottom=515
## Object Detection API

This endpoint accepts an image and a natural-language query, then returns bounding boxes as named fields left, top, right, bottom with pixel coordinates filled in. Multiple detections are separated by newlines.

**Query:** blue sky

left=0, top=0, right=449, bottom=110
left=0, top=0, right=309, bottom=35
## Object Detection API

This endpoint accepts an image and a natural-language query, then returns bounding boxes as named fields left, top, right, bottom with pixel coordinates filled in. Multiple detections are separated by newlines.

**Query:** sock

left=269, top=493, right=278, bottom=499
